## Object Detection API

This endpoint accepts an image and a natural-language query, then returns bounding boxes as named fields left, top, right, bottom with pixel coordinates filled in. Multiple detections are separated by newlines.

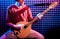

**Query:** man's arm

left=7, top=7, right=23, bottom=28
left=7, top=22, right=15, bottom=27
left=7, top=6, right=19, bottom=28
left=28, top=8, right=38, bottom=23
left=28, top=8, right=34, bottom=21
left=6, top=7, right=16, bottom=28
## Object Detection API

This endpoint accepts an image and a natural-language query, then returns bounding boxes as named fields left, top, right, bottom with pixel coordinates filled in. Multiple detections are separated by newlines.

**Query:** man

left=0, top=0, right=44, bottom=39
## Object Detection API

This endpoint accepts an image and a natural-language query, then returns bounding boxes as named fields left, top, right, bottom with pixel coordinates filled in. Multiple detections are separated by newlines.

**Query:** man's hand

left=13, top=24, right=24, bottom=29
left=36, top=13, right=43, bottom=19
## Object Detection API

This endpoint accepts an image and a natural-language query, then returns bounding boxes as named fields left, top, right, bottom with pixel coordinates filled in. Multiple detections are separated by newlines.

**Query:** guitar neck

left=41, top=8, right=50, bottom=15
left=30, top=8, right=50, bottom=23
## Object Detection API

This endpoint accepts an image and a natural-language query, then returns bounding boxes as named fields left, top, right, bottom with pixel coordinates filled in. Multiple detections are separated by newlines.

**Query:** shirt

left=7, top=2, right=33, bottom=24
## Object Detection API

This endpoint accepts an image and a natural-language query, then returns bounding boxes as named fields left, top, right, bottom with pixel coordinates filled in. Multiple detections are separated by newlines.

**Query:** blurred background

left=0, top=0, right=60, bottom=39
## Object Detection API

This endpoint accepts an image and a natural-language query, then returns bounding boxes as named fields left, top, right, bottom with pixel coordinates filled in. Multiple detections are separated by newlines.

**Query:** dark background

left=0, top=0, right=60, bottom=39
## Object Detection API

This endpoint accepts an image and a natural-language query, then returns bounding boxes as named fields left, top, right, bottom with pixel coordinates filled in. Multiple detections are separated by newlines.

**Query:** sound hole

left=24, top=25, right=27, bottom=29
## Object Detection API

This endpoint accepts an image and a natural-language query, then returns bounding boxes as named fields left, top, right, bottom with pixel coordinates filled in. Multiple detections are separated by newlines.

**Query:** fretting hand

left=36, top=13, right=43, bottom=19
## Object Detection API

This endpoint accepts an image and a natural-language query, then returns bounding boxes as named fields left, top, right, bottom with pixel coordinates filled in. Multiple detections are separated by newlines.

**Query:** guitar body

left=13, top=22, right=32, bottom=38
